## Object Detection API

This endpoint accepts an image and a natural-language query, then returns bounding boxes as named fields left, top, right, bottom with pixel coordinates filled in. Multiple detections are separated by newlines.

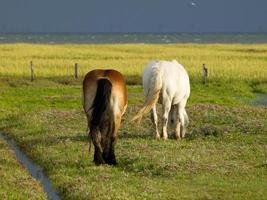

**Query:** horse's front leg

left=162, top=99, right=171, bottom=140
left=178, top=99, right=189, bottom=139
left=171, top=105, right=181, bottom=139
left=150, top=105, right=160, bottom=139
left=174, top=118, right=181, bottom=139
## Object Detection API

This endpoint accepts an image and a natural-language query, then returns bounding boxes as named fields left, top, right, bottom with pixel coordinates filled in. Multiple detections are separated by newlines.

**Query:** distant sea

left=0, top=33, right=267, bottom=44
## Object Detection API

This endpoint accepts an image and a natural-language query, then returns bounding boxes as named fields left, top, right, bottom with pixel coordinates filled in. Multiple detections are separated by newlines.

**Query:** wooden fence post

left=30, top=61, right=34, bottom=82
left=202, top=63, right=208, bottom=84
left=74, top=63, right=78, bottom=80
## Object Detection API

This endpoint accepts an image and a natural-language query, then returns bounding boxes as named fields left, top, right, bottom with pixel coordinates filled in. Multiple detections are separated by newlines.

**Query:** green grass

left=0, top=138, right=47, bottom=199
left=0, top=44, right=267, bottom=199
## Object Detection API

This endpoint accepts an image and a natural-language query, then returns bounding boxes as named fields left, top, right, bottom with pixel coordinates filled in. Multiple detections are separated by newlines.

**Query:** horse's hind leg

left=103, top=135, right=117, bottom=165
left=150, top=105, right=160, bottom=139
left=105, top=138, right=117, bottom=165
left=90, top=130, right=105, bottom=165
left=162, top=98, right=171, bottom=140
left=104, top=116, right=121, bottom=165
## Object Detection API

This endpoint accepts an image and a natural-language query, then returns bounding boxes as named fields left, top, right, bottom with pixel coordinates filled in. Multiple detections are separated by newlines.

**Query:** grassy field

left=0, top=137, right=47, bottom=199
left=1, top=43, right=267, bottom=81
left=0, top=44, right=266, bottom=200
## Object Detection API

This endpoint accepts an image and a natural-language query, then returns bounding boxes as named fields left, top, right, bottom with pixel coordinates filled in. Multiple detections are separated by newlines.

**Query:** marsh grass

left=0, top=76, right=266, bottom=200
left=0, top=44, right=267, bottom=199
left=0, top=138, right=47, bottom=199
left=1, top=44, right=267, bottom=84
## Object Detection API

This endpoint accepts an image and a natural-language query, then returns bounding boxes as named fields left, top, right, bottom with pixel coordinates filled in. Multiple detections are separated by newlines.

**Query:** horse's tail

left=90, top=78, right=112, bottom=131
left=89, top=78, right=112, bottom=164
left=131, top=66, right=162, bottom=122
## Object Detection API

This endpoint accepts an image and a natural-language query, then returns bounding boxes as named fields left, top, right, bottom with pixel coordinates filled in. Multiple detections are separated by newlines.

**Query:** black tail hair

left=90, top=78, right=112, bottom=130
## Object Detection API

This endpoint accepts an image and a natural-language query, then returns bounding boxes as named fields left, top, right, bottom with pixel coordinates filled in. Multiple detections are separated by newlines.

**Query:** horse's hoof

left=162, top=135, right=168, bottom=140
left=109, top=160, right=117, bottom=165
left=174, top=135, right=181, bottom=140
left=103, top=152, right=117, bottom=165
left=181, top=134, right=186, bottom=139
left=106, top=157, right=117, bottom=165
left=94, top=160, right=105, bottom=166
left=155, top=134, right=160, bottom=139
left=94, top=154, right=105, bottom=165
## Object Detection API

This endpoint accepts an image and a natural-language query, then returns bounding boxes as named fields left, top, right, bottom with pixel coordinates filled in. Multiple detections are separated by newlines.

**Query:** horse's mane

left=90, top=78, right=112, bottom=130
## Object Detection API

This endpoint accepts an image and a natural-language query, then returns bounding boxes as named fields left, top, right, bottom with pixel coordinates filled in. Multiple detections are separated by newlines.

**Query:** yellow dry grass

left=0, top=43, right=266, bottom=82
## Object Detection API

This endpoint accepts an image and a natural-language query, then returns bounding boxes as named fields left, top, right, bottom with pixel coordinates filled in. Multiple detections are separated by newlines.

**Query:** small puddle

left=0, top=132, right=61, bottom=200
left=237, top=93, right=267, bottom=106
left=254, top=93, right=267, bottom=106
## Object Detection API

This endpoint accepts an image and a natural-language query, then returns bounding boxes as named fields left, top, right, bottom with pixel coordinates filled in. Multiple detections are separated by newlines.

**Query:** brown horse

left=83, top=69, right=127, bottom=165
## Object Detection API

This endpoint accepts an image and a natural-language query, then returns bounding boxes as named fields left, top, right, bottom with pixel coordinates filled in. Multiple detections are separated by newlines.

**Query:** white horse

left=132, top=60, right=190, bottom=139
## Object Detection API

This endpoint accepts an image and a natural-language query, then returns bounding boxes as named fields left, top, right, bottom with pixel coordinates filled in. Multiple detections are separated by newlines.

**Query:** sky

left=0, top=0, right=267, bottom=33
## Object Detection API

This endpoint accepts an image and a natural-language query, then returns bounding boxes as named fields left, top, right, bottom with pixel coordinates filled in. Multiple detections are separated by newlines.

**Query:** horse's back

left=83, top=69, right=127, bottom=116
left=162, top=60, right=190, bottom=102
left=143, top=60, right=190, bottom=104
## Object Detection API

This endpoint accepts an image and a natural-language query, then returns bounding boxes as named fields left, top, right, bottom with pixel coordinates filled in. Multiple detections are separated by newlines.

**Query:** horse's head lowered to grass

left=132, top=60, right=190, bottom=140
